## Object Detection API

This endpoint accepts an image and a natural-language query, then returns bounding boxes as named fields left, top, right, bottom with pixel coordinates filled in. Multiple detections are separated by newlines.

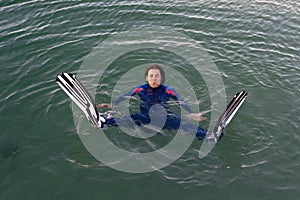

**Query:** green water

left=1, top=0, right=299, bottom=199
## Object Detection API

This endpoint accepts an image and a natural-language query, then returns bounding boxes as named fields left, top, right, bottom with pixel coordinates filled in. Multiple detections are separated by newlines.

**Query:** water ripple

left=1, top=0, right=300, bottom=198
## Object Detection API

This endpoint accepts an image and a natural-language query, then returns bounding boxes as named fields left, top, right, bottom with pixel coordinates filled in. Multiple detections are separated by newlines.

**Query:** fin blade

left=56, top=73, right=104, bottom=128
left=209, top=90, right=248, bottom=143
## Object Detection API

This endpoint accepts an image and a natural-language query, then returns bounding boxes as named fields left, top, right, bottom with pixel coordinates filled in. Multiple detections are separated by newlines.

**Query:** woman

left=98, top=64, right=209, bottom=139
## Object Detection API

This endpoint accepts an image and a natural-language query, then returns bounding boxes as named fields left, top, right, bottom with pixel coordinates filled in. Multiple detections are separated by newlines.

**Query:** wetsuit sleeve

left=112, top=86, right=143, bottom=105
left=166, top=87, right=193, bottom=113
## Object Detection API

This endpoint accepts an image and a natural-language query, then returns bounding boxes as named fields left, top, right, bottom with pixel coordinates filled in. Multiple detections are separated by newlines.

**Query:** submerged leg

left=163, top=114, right=207, bottom=139
left=105, top=113, right=150, bottom=128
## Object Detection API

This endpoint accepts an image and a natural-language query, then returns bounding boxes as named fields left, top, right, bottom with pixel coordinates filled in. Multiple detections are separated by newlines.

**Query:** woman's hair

left=144, top=64, right=165, bottom=83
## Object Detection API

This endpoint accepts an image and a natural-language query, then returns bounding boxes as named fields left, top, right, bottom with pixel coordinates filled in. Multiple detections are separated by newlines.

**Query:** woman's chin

left=150, top=83, right=159, bottom=88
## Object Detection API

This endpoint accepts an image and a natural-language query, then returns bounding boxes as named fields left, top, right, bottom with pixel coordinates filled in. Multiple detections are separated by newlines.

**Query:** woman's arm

left=168, top=87, right=210, bottom=122
left=98, top=86, right=143, bottom=108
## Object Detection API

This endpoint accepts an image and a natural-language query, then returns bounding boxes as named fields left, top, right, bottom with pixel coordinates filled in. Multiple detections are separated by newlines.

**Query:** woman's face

left=146, top=69, right=162, bottom=88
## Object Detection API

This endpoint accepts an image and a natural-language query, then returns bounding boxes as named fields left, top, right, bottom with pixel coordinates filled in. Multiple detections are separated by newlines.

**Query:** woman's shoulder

left=161, top=85, right=177, bottom=96
left=162, top=84, right=175, bottom=91
left=131, top=84, right=148, bottom=93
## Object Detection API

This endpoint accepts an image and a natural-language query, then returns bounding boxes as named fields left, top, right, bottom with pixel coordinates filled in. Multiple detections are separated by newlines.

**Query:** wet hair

left=144, top=64, right=165, bottom=84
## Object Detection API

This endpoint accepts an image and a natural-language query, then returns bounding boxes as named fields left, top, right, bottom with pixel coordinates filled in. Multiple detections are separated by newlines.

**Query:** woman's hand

left=98, top=103, right=113, bottom=109
left=187, top=110, right=211, bottom=122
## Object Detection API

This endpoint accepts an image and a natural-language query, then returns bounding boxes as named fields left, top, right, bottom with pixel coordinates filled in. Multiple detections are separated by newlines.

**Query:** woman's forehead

left=148, top=69, right=161, bottom=74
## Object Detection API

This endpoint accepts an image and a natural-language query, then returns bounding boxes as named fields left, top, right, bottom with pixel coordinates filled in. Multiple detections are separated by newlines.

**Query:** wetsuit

left=106, top=83, right=207, bottom=139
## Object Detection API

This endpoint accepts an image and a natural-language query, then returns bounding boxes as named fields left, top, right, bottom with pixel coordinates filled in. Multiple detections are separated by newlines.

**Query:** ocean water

left=1, top=0, right=299, bottom=199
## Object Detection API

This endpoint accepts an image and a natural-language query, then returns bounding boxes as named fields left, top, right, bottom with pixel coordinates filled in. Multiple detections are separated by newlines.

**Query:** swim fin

left=56, top=73, right=106, bottom=129
left=209, top=90, right=248, bottom=143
